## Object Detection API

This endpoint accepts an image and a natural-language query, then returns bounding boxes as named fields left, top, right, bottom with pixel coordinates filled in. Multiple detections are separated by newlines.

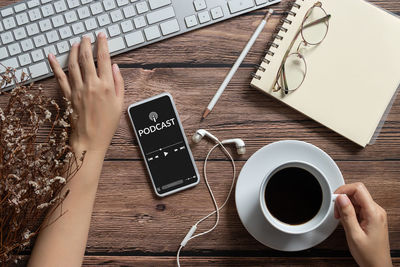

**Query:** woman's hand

left=335, top=183, right=392, bottom=267
left=48, top=32, right=124, bottom=155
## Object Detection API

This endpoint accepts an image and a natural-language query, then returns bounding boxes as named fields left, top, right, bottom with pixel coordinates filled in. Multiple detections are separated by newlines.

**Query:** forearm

left=28, top=149, right=106, bottom=267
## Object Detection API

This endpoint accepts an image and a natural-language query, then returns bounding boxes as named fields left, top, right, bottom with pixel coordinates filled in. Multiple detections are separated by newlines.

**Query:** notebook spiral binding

left=251, top=0, right=304, bottom=80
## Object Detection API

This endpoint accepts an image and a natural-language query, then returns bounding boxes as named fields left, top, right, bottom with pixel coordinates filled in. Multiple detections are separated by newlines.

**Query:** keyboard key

left=193, top=0, right=206, bottom=11
left=103, top=0, right=117, bottom=11
left=57, top=41, right=69, bottom=53
left=211, top=6, right=224, bottom=19
left=0, top=47, right=8, bottom=60
left=95, top=28, right=108, bottom=38
left=13, top=27, right=27, bottom=40
left=8, top=44, right=21, bottom=56
left=0, top=22, right=3, bottom=32
left=90, top=2, right=103, bottom=15
left=110, top=10, right=124, bottom=22
left=228, top=0, right=254, bottom=14
left=29, top=62, right=49, bottom=78
left=39, top=19, right=52, bottom=32
left=1, top=32, right=14, bottom=45
left=33, top=35, right=46, bottom=47
left=52, top=15, right=65, bottom=28
left=43, top=45, right=57, bottom=56
left=26, top=23, right=40, bottom=36
left=255, top=0, right=268, bottom=4
left=108, top=25, right=121, bottom=37
left=46, top=30, right=60, bottom=43
left=117, top=0, right=129, bottom=6
left=68, top=0, right=80, bottom=9
left=27, top=0, right=40, bottom=8
left=82, top=33, right=96, bottom=43
left=0, top=58, right=19, bottom=72
left=108, top=37, right=126, bottom=53
left=18, top=53, right=32, bottom=66
left=82, top=0, right=94, bottom=4
left=184, top=15, right=198, bottom=28
left=28, top=8, right=42, bottom=21
left=3, top=17, right=16, bottom=30
left=69, top=37, right=81, bottom=46
left=64, top=11, right=78, bottom=23
left=56, top=54, right=69, bottom=68
left=59, top=26, right=72, bottom=39
left=123, top=6, right=136, bottom=18
left=120, top=20, right=134, bottom=33
left=125, top=30, right=144, bottom=46
left=85, top=18, right=98, bottom=31
left=144, top=25, right=161, bottom=41
left=1, top=8, right=13, bottom=17
left=41, top=4, right=55, bottom=17
left=198, top=11, right=211, bottom=24
left=160, top=19, right=179, bottom=35
left=14, top=3, right=27, bottom=13
left=149, top=0, right=171, bottom=10
left=136, top=2, right=149, bottom=14
left=146, top=6, right=175, bottom=25
left=31, top=49, right=44, bottom=62
left=54, top=1, right=67, bottom=13
left=72, top=22, right=85, bottom=35
left=98, top=14, right=111, bottom=27
left=16, top=13, right=29, bottom=26
left=133, top=16, right=146, bottom=28
left=77, top=7, right=91, bottom=19
left=21, top=39, right=34, bottom=52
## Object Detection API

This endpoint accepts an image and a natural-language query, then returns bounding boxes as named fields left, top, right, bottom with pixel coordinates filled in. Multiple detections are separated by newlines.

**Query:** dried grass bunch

left=0, top=67, right=84, bottom=264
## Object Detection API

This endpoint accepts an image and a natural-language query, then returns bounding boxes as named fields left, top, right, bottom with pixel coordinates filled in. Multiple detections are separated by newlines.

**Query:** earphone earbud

left=221, top=139, right=246, bottom=155
left=192, top=129, right=219, bottom=143
left=191, top=129, right=245, bottom=155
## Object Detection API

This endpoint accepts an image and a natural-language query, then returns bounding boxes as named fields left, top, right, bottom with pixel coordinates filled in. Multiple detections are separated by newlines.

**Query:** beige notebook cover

left=251, top=0, right=400, bottom=147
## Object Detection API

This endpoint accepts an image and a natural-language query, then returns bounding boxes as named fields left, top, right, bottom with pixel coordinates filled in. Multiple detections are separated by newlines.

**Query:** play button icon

left=164, top=152, right=168, bottom=157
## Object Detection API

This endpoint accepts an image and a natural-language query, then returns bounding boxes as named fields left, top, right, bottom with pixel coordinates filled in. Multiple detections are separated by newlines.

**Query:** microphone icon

left=149, top=112, right=158, bottom=122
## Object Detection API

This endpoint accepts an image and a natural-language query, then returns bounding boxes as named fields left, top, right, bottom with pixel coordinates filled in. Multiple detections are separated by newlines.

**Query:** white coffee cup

left=259, top=161, right=338, bottom=235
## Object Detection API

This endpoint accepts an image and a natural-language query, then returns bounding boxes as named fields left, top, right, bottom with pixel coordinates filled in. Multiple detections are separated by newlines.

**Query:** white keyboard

left=0, top=0, right=280, bottom=90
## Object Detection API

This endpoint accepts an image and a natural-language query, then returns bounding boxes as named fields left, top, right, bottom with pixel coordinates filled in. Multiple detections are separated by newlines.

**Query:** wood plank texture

left=1, top=0, right=399, bottom=265
left=83, top=161, right=400, bottom=253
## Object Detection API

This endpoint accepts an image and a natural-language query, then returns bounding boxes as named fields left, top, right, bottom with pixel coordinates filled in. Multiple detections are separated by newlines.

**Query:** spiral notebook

left=251, top=0, right=400, bottom=147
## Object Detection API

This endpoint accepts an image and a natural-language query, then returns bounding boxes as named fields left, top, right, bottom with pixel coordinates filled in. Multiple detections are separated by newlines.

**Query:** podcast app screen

left=129, top=95, right=198, bottom=195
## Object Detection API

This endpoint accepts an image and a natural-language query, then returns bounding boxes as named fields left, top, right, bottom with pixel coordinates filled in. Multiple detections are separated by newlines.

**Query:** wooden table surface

left=2, top=0, right=400, bottom=266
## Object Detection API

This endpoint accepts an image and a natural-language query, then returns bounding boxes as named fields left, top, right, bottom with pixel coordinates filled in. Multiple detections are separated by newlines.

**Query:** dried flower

left=0, top=67, right=84, bottom=264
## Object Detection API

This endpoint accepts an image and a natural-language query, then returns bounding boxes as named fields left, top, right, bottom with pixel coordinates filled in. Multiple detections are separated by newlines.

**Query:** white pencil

left=202, top=9, right=274, bottom=120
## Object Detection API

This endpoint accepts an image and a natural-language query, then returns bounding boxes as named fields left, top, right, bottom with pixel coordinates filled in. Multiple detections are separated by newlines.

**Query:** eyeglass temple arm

left=303, top=14, right=331, bottom=29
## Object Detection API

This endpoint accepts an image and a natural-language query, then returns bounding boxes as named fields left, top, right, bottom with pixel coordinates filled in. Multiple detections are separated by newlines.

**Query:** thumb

left=336, top=194, right=363, bottom=237
left=112, top=64, right=125, bottom=103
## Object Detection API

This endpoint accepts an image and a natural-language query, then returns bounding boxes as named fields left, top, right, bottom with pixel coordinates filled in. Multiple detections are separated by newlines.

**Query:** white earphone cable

left=177, top=140, right=236, bottom=267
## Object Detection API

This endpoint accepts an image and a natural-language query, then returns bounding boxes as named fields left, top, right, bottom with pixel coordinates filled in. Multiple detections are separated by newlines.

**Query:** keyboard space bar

left=228, top=0, right=255, bottom=13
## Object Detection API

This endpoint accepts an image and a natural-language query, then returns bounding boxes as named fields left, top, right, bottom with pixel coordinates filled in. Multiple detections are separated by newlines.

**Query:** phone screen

left=128, top=94, right=199, bottom=196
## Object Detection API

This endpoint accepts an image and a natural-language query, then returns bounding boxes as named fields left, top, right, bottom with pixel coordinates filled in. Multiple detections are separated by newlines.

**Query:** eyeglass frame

left=273, top=2, right=331, bottom=95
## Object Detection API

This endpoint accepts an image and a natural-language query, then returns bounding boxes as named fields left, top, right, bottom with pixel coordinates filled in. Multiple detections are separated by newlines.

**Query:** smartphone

left=128, top=93, right=200, bottom=197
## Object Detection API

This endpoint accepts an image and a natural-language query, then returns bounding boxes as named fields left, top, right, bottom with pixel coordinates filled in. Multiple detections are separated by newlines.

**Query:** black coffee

left=265, top=167, right=322, bottom=225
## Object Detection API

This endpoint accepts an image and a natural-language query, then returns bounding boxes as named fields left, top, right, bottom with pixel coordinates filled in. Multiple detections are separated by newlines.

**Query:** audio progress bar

left=145, top=141, right=184, bottom=156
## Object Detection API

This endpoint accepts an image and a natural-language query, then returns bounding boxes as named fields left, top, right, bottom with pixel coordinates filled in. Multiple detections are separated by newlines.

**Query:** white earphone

left=192, top=129, right=246, bottom=155
left=177, top=129, right=245, bottom=267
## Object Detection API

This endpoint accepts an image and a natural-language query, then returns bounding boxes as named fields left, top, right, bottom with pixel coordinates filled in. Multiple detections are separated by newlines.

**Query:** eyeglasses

left=273, top=2, right=331, bottom=94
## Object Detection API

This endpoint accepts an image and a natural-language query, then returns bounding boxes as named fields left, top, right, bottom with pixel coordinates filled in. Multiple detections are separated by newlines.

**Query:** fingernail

left=98, top=32, right=106, bottom=38
left=337, top=194, right=350, bottom=208
left=113, top=64, right=120, bottom=72
left=48, top=53, right=54, bottom=60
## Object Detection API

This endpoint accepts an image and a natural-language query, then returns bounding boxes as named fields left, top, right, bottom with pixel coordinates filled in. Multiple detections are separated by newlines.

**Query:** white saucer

left=235, top=140, right=344, bottom=251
